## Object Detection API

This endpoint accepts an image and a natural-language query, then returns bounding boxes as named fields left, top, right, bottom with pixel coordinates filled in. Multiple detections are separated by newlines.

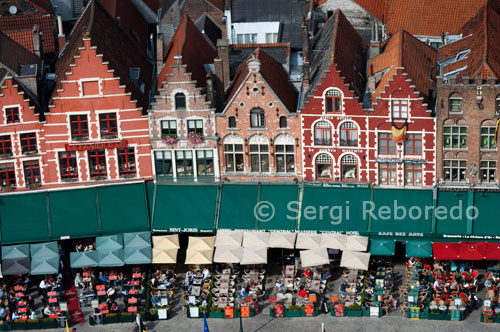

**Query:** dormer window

left=279, top=116, right=287, bottom=129
left=325, top=89, right=341, bottom=113
left=228, top=116, right=236, bottom=128
left=250, top=108, right=265, bottom=128
left=175, top=93, right=186, bottom=110
left=449, top=94, right=462, bottom=113
left=391, top=99, right=408, bottom=120
left=5, top=107, right=20, bottom=124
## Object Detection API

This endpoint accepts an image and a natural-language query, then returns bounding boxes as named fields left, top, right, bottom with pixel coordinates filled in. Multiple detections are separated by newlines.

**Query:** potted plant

left=187, top=132, right=204, bottom=144
left=161, top=134, right=178, bottom=145
left=209, top=306, right=224, bottom=318
left=26, top=319, right=40, bottom=330
left=148, top=308, right=159, bottom=321
left=103, top=313, right=119, bottom=324
left=285, top=305, right=301, bottom=317
left=41, top=317, right=58, bottom=329
left=346, top=304, right=362, bottom=317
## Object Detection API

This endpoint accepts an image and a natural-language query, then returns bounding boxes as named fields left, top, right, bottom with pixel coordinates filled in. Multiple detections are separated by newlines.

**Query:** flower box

left=0, top=323, right=11, bottom=331
left=209, top=311, right=225, bottom=319
left=41, top=318, right=58, bottom=329
left=119, top=313, right=136, bottom=323
left=428, top=311, right=444, bottom=320
left=345, top=309, right=362, bottom=317
left=285, top=309, right=301, bottom=317
left=11, top=321, right=26, bottom=331
left=26, top=320, right=41, bottom=330
left=103, top=314, right=119, bottom=324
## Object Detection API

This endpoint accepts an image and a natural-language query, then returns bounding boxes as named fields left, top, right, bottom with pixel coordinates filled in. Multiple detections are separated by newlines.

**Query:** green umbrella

left=2, top=244, right=30, bottom=259
left=406, top=241, right=433, bottom=258
left=124, top=232, right=151, bottom=249
left=96, top=234, right=124, bottom=251
left=70, top=251, right=98, bottom=268
left=98, top=249, right=124, bottom=267
left=369, top=239, right=396, bottom=256
left=31, top=256, right=59, bottom=275
left=124, top=247, right=152, bottom=265
left=30, top=242, right=59, bottom=259
left=2, top=257, right=30, bottom=275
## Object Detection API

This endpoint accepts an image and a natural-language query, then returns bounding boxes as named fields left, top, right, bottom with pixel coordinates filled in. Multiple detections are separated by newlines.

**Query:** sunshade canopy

left=152, top=235, right=180, bottom=250
left=187, top=236, right=215, bottom=251
left=96, top=234, right=124, bottom=251
left=300, top=248, right=329, bottom=267
left=345, top=236, right=369, bottom=252
left=340, top=250, right=371, bottom=270
left=213, top=246, right=243, bottom=263
left=406, top=241, right=433, bottom=258
left=240, top=247, right=267, bottom=265
left=268, top=232, right=297, bottom=249
left=458, top=242, right=486, bottom=260
left=98, top=249, right=125, bottom=267
left=215, top=230, right=243, bottom=247
left=2, top=257, right=30, bottom=275
left=124, top=247, right=152, bottom=264
left=31, top=256, right=59, bottom=275
left=369, top=239, right=395, bottom=256
left=2, top=244, right=30, bottom=259
left=152, top=248, right=178, bottom=264
left=70, top=251, right=98, bottom=268
left=185, top=249, right=213, bottom=265
left=124, top=232, right=151, bottom=249
left=30, top=242, right=59, bottom=259
left=295, top=233, right=321, bottom=249
left=320, top=234, right=347, bottom=250
left=486, top=243, right=500, bottom=260
left=242, top=231, right=269, bottom=248
left=433, top=242, right=459, bottom=260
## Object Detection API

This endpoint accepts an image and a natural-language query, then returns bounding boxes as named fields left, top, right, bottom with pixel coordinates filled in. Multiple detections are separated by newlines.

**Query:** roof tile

left=353, top=0, right=389, bottom=23
left=0, top=13, right=55, bottom=54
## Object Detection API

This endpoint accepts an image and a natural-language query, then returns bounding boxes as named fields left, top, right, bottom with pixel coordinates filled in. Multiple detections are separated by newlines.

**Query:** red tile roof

left=369, top=30, right=437, bottom=103
left=52, top=0, right=153, bottom=112
left=6, top=29, right=35, bottom=53
left=386, top=0, right=487, bottom=36
left=0, top=14, right=55, bottom=54
left=0, top=31, right=41, bottom=78
left=225, top=48, right=297, bottom=113
left=157, top=14, right=216, bottom=90
left=206, top=0, right=224, bottom=12
left=440, top=3, right=500, bottom=79
left=353, top=0, right=389, bottom=23
left=26, top=0, right=55, bottom=15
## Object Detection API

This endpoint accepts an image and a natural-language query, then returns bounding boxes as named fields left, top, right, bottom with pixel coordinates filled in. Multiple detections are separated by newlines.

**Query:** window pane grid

left=59, top=151, right=78, bottom=179
left=225, top=144, right=244, bottom=172
left=117, top=147, right=136, bottom=176
left=5, top=107, right=20, bottom=123
left=70, top=115, right=89, bottom=139
left=0, top=163, right=16, bottom=187
left=0, top=135, right=12, bottom=155
left=379, top=163, right=397, bottom=185
left=404, top=133, right=422, bottom=155
left=23, top=160, right=40, bottom=185
left=88, top=149, right=107, bottom=178
left=99, top=113, right=118, bottom=137
left=443, top=126, right=467, bottom=149
left=443, top=159, right=467, bottom=182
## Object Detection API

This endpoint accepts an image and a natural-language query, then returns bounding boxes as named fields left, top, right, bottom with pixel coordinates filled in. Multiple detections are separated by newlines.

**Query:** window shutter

left=73, top=0, right=83, bottom=16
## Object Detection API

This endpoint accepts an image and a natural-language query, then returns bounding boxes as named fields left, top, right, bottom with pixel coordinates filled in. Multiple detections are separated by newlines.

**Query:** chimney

left=206, top=70, right=215, bottom=108
left=216, top=39, right=230, bottom=89
left=156, top=33, right=164, bottom=73
left=302, top=60, right=310, bottom=93
left=214, top=57, right=224, bottom=110
left=301, top=18, right=309, bottom=62
left=57, top=15, right=65, bottom=52
left=33, top=25, right=41, bottom=57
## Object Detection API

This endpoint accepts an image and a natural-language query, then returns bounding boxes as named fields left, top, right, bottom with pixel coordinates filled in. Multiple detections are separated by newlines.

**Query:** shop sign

left=304, top=304, right=315, bottom=317
left=269, top=294, right=277, bottom=303
left=370, top=306, right=380, bottom=317
left=65, top=139, right=128, bottom=151
left=240, top=305, right=250, bottom=318
left=308, top=182, right=370, bottom=189
left=442, top=234, right=500, bottom=240
left=274, top=305, right=284, bottom=317
left=224, top=306, right=234, bottom=318
left=330, top=295, right=339, bottom=303
left=376, top=158, right=426, bottom=164
left=168, top=228, right=213, bottom=233
left=376, top=232, right=425, bottom=237
left=334, top=304, right=344, bottom=316
left=308, top=294, right=317, bottom=303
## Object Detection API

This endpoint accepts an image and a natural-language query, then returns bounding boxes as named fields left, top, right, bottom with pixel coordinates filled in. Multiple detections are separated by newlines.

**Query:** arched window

left=279, top=116, right=287, bottom=128
left=223, top=135, right=244, bottom=173
left=314, top=121, right=332, bottom=145
left=316, top=154, right=332, bottom=179
left=341, top=154, right=358, bottom=180
left=449, top=93, right=462, bottom=113
left=325, top=89, right=342, bottom=113
left=228, top=116, right=236, bottom=128
left=250, top=108, right=265, bottom=128
left=175, top=93, right=186, bottom=110
left=249, top=135, right=269, bottom=173
left=275, top=134, right=295, bottom=173
left=339, top=121, right=358, bottom=147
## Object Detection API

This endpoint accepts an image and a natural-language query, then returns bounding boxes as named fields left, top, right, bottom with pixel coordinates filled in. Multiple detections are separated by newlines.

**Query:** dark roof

left=157, top=15, right=216, bottom=90
left=229, top=43, right=290, bottom=78
left=225, top=48, right=297, bottom=113
left=195, top=14, right=222, bottom=48
left=440, top=3, right=500, bottom=80
left=307, top=9, right=368, bottom=100
left=52, top=0, right=153, bottom=112
left=230, top=0, right=308, bottom=49
left=26, top=0, right=55, bottom=15
left=0, top=31, right=41, bottom=77
left=0, top=0, right=54, bottom=16
left=0, top=13, right=55, bottom=54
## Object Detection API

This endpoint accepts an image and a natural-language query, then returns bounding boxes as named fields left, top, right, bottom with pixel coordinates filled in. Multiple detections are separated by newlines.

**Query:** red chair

left=18, top=307, right=27, bottom=313
left=17, top=301, right=27, bottom=307
left=100, top=309, right=109, bottom=314
left=129, top=289, right=138, bottom=295
left=14, top=286, right=23, bottom=291
left=99, top=304, right=108, bottom=310
left=127, top=306, right=137, bottom=312
left=132, top=273, right=141, bottom=279
left=48, top=291, right=57, bottom=297
left=128, top=298, right=138, bottom=304
left=49, top=298, right=58, bottom=304
left=96, top=285, right=105, bottom=290
left=97, top=290, right=106, bottom=296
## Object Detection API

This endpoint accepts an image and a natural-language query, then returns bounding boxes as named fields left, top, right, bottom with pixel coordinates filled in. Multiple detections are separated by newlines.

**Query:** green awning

left=30, top=256, right=59, bottom=275
left=371, top=189, right=433, bottom=237
left=70, top=251, right=98, bottom=268
left=98, top=249, right=124, bottom=267
left=98, top=183, right=150, bottom=235
left=96, top=234, right=124, bottom=251
left=2, top=257, right=30, bottom=275
left=124, top=232, right=151, bottom=249
left=146, top=181, right=155, bottom=218
left=49, top=188, right=99, bottom=239
left=124, top=247, right=151, bottom=264
left=218, top=185, right=259, bottom=230
left=257, top=185, right=298, bottom=231
left=435, top=191, right=469, bottom=237
left=369, top=239, right=396, bottom=256
left=153, top=185, right=218, bottom=232
left=299, top=186, right=371, bottom=233
left=0, top=192, right=49, bottom=244
left=2, top=244, right=30, bottom=259
left=406, top=241, right=433, bottom=258
left=30, top=242, right=59, bottom=259
left=472, top=192, right=500, bottom=237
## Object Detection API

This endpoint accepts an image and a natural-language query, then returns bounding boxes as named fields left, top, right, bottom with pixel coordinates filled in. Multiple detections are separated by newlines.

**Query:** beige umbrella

left=152, top=235, right=180, bottom=250
left=345, top=236, right=369, bottom=252
left=213, top=246, right=243, bottom=263
left=320, top=233, right=347, bottom=250
left=240, top=247, right=267, bottom=265
left=152, top=248, right=178, bottom=264
left=215, top=230, right=243, bottom=247
left=268, top=232, right=297, bottom=249
left=299, top=248, right=329, bottom=267
left=185, top=249, right=213, bottom=265
left=242, top=231, right=270, bottom=248
left=340, top=250, right=371, bottom=270
left=187, top=236, right=216, bottom=251
left=295, top=233, right=321, bottom=249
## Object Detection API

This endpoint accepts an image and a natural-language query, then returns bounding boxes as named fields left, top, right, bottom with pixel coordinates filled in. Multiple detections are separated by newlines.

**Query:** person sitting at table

left=407, top=257, right=417, bottom=266
left=340, top=282, right=348, bottom=297
left=298, top=287, right=308, bottom=298
left=139, top=285, right=146, bottom=299
left=257, top=281, right=263, bottom=292
left=0, top=285, right=5, bottom=300
left=74, top=273, right=84, bottom=289
left=42, top=305, right=51, bottom=318
left=355, top=283, right=362, bottom=294
left=201, top=268, right=210, bottom=282
left=151, top=293, right=160, bottom=308
left=111, top=302, right=119, bottom=313
left=87, top=284, right=95, bottom=297
left=114, top=272, right=124, bottom=288
left=214, top=264, right=222, bottom=275
left=39, top=279, right=48, bottom=295
left=275, top=279, right=284, bottom=292
left=166, top=272, right=176, bottom=288
left=29, top=309, right=36, bottom=320
left=304, top=269, right=311, bottom=279
left=240, top=286, right=247, bottom=297
left=433, top=279, right=441, bottom=291
left=433, top=261, right=443, bottom=274
left=185, top=270, right=195, bottom=283
left=0, top=306, right=6, bottom=320
left=11, top=310, right=21, bottom=321
left=321, top=271, right=331, bottom=281
left=106, top=286, right=116, bottom=300
left=99, top=272, right=110, bottom=287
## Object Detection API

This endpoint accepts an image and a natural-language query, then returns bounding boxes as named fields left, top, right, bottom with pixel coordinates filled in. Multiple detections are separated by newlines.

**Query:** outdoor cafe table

left=220, top=275, right=230, bottom=282
left=192, top=286, right=201, bottom=297
left=219, top=288, right=229, bottom=296
left=248, top=272, right=259, bottom=282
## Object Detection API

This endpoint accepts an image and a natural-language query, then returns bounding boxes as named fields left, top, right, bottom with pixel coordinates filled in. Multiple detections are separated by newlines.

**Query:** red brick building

left=216, top=48, right=301, bottom=182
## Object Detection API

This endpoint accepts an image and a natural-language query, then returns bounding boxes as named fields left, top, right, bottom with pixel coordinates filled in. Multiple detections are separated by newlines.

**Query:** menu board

left=240, top=305, right=250, bottom=318
left=450, top=309, right=460, bottom=321
left=334, top=304, right=344, bottom=317
left=269, top=294, right=277, bottom=303
left=304, top=304, right=315, bottom=317
left=225, top=306, right=234, bottom=318
left=274, top=305, right=284, bottom=317
left=308, top=294, right=317, bottom=303
left=246, top=295, right=254, bottom=303
left=189, top=307, right=199, bottom=318
left=330, top=295, right=339, bottom=303
left=370, top=306, right=380, bottom=318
